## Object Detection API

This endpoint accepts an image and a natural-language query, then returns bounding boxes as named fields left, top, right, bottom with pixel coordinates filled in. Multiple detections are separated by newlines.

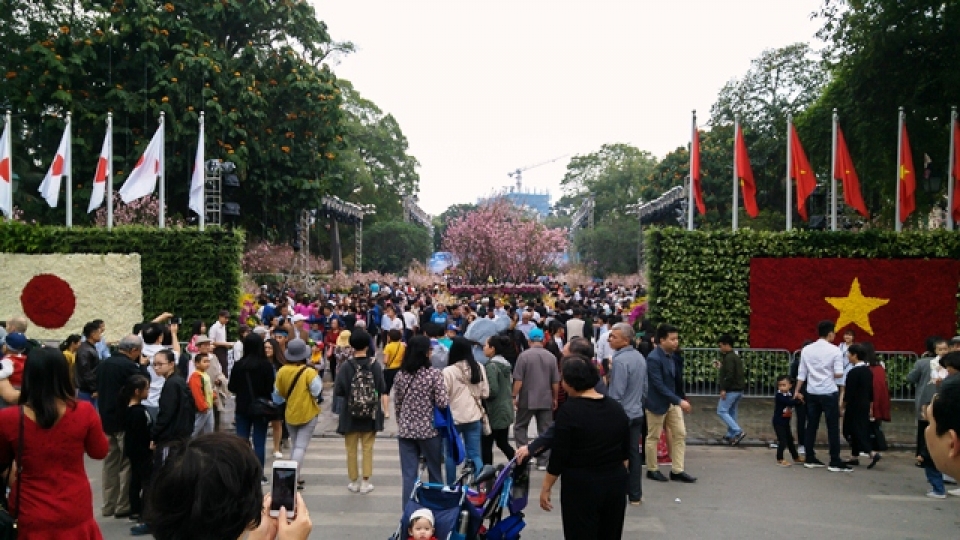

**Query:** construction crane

left=507, top=154, right=568, bottom=192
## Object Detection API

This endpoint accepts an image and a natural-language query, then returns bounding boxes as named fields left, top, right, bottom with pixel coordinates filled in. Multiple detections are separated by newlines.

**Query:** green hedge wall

left=645, top=228, right=960, bottom=348
left=0, top=222, right=244, bottom=337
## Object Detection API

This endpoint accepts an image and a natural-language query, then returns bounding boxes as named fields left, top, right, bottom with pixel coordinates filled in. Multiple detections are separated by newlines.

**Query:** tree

left=362, top=221, right=431, bottom=274
left=556, top=144, right=658, bottom=223
left=573, top=223, right=640, bottom=277
left=442, top=200, right=567, bottom=282
left=432, top=203, right=477, bottom=251
left=798, top=0, right=960, bottom=227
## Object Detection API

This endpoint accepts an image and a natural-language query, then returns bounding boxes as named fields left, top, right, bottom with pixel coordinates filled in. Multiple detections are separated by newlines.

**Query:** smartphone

left=270, top=460, right=298, bottom=518
left=172, top=317, right=183, bottom=325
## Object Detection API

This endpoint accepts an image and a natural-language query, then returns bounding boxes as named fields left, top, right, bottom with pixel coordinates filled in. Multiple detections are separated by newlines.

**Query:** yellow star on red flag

left=824, top=278, right=890, bottom=335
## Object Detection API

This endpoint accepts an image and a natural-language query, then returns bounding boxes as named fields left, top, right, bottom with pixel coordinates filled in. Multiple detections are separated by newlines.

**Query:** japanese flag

left=88, top=125, right=111, bottom=213
left=119, top=123, right=163, bottom=203
left=38, top=121, right=71, bottom=208
left=0, top=121, right=11, bottom=218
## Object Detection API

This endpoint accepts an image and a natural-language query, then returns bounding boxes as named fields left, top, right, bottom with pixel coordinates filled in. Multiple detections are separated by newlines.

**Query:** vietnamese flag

left=691, top=128, right=705, bottom=215
left=789, top=125, right=817, bottom=221
left=749, top=258, right=960, bottom=353
left=834, top=126, right=869, bottom=218
left=899, top=122, right=916, bottom=223
left=735, top=124, right=759, bottom=218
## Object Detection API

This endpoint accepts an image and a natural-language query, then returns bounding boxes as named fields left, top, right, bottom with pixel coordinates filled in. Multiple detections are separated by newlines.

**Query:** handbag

left=245, top=371, right=280, bottom=420
left=0, top=407, right=25, bottom=539
left=460, top=364, right=491, bottom=436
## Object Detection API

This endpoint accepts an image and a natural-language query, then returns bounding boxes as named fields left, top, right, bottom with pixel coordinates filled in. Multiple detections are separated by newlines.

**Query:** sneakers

left=798, top=445, right=806, bottom=455
left=536, top=465, right=547, bottom=471
left=803, top=458, right=826, bottom=469
left=867, top=453, right=882, bottom=469
left=273, top=451, right=283, bottom=459
left=130, top=524, right=151, bottom=536
left=845, top=458, right=860, bottom=467
left=347, top=482, right=360, bottom=493
left=731, top=432, right=746, bottom=446
left=359, top=480, right=375, bottom=494
left=828, top=464, right=854, bottom=473
left=926, top=491, right=947, bottom=499
left=777, top=460, right=792, bottom=467
left=947, top=488, right=960, bottom=497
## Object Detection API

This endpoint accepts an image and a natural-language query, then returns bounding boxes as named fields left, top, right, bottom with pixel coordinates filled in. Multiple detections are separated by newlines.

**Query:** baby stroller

left=475, top=458, right=527, bottom=540
left=390, top=461, right=484, bottom=540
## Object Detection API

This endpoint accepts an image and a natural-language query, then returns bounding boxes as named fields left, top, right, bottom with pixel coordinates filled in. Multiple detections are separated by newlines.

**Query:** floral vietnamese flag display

left=749, top=258, right=960, bottom=353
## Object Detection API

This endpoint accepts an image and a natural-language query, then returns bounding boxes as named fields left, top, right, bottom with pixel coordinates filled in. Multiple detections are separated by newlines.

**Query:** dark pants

left=804, top=392, right=841, bottom=466
left=128, top=452, right=153, bottom=518
left=398, top=436, right=443, bottom=507
left=481, top=428, right=515, bottom=465
left=235, top=412, right=269, bottom=467
left=560, top=465, right=628, bottom=540
left=794, top=402, right=807, bottom=446
left=842, top=406, right=873, bottom=456
left=213, top=346, right=229, bottom=377
left=773, top=423, right=799, bottom=461
left=384, top=368, right=399, bottom=395
left=916, top=419, right=929, bottom=458
left=626, top=416, right=644, bottom=502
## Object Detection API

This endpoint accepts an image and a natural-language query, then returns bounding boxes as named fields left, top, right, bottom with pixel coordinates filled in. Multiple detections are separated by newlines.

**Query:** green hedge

left=0, top=222, right=244, bottom=338
left=645, top=228, right=960, bottom=348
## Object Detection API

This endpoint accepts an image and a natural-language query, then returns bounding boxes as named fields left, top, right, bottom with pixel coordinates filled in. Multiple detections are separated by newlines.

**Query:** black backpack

left=348, top=359, right=378, bottom=419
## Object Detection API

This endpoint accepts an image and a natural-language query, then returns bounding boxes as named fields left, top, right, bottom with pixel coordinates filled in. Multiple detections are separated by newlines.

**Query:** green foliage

left=361, top=221, right=431, bottom=274
left=573, top=220, right=640, bottom=277
left=645, top=228, right=960, bottom=349
left=556, top=143, right=658, bottom=223
left=0, top=221, right=243, bottom=334
left=432, top=203, right=477, bottom=251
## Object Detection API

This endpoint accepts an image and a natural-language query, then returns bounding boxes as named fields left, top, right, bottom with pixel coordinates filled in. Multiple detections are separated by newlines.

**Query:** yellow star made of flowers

left=824, top=277, right=890, bottom=336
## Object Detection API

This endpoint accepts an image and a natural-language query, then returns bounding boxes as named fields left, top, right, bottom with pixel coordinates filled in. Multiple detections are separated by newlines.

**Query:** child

left=408, top=508, right=437, bottom=540
left=189, top=353, right=216, bottom=436
left=842, top=344, right=881, bottom=468
left=121, top=374, right=153, bottom=535
left=773, top=375, right=802, bottom=466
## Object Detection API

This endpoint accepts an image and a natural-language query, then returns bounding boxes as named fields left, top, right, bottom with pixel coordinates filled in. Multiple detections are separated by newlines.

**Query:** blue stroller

left=390, top=463, right=484, bottom=540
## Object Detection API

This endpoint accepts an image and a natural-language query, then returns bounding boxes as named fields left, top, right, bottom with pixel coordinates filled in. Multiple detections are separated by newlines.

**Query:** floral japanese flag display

left=749, top=258, right=960, bottom=354
left=0, top=254, right=143, bottom=342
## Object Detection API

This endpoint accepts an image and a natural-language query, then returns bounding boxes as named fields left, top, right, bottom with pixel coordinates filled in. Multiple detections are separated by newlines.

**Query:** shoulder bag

left=0, top=407, right=25, bottom=539
left=460, top=364, right=491, bottom=436
left=245, top=370, right=280, bottom=420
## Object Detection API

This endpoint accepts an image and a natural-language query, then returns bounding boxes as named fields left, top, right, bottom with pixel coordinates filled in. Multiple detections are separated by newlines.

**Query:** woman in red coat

left=867, top=345, right=892, bottom=446
left=0, top=347, right=109, bottom=539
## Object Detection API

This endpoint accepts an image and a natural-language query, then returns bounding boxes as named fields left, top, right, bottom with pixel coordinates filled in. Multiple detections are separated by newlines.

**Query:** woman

left=382, top=329, right=406, bottom=418
left=539, top=355, right=629, bottom=540
left=187, top=320, right=207, bottom=355
left=332, top=329, right=354, bottom=380
left=865, top=342, right=891, bottom=451
left=393, top=336, right=448, bottom=505
left=265, top=338, right=289, bottom=458
left=482, top=335, right=516, bottom=465
left=0, top=347, right=109, bottom=539
left=59, top=333, right=82, bottom=388
left=442, top=337, right=489, bottom=482
left=334, top=330, right=386, bottom=494
left=274, top=338, right=321, bottom=488
left=228, top=333, right=276, bottom=474
left=324, top=317, right=343, bottom=374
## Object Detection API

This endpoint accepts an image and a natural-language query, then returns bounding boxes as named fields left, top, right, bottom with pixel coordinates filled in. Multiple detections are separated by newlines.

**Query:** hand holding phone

left=270, top=460, right=299, bottom=519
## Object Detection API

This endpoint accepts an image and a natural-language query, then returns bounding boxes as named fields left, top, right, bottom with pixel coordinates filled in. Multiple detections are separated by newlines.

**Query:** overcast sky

left=312, top=0, right=824, bottom=215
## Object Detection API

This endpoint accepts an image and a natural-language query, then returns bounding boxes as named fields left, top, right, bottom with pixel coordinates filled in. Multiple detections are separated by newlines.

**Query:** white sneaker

left=273, top=452, right=283, bottom=459
left=947, top=488, right=960, bottom=497
left=359, top=481, right=375, bottom=494
left=347, top=482, right=360, bottom=493
left=943, top=474, right=957, bottom=484
left=798, top=446, right=806, bottom=455
left=536, top=465, right=547, bottom=471
left=926, top=491, right=947, bottom=499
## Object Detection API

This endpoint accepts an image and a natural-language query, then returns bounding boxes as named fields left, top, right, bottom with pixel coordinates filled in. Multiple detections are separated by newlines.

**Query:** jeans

left=78, top=391, right=98, bottom=410
left=804, top=392, right=841, bottom=466
left=235, top=412, right=269, bottom=468
left=287, top=416, right=319, bottom=470
left=446, top=421, right=483, bottom=484
left=717, top=391, right=743, bottom=438
left=926, top=463, right=945, bottom=494
left=626, top=416, right=644, bottom=502
left=398, top=436, right=443, bottom=507
left=193, top=410, right=214, bottom=437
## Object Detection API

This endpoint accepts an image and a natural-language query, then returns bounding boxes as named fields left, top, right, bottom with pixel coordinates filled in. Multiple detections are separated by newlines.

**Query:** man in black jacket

left=76, top=320, right=103, bottom=407
left=151, top=348, right=194, bottom=466
left=97, top=335, right=149, bottom=518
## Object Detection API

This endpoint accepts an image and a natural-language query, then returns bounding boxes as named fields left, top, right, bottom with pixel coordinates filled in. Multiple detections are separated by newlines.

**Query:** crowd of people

left=1, top=277, right=959, bottom=539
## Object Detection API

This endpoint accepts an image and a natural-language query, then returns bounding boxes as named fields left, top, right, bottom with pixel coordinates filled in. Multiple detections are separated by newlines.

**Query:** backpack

left=348, top=359, right=378, bottom=419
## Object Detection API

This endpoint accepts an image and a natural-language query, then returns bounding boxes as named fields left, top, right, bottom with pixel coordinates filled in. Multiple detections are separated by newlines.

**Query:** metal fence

left=683, top=347, right=920, bottom=402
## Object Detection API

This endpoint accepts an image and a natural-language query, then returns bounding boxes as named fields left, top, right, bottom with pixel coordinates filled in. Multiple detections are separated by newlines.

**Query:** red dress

left=0, top=401, right=109, bottom=540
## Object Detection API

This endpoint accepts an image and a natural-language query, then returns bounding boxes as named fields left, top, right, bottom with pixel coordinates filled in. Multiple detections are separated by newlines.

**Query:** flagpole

left=831, top=109, right=838, bottom=231
left=688, top=110, right=696, bottom=231
left=948, top=106, right=957, bottom=231
left=65, top=112, right=72, bottom=228
left=733, top=116, right=740, bottom=231
left=107, top=113, right=113, bottom=230
left=896, top=107, right=904, bottom=232
left=4, top=110, right=11, bottom=221
left=199, top=111, right=205, bottom=232
left=159, top=112, right=165, bottom=229
left=786, top=115, right=793, bottom=231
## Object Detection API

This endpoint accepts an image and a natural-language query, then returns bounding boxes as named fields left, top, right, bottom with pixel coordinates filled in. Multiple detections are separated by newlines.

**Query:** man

left=925, top=368, right=960, bottom=483
left=402, top=305, right=419, bottom=340
left=795, top=320, right=850, bottom=472
left=93, top=319, right=111, bottom=360
left=594, top=315, right=614, bottom=365
left=142, top=322, right=183, bottom=419
left=151, top=348, right=195, bottom=462
left=516, top=311, right=536, bottom=339
left=607, top=322, right=648, bottom=505
left=76, top=320, right=103, bottom=407
left=97, top=334, right=150, bottom=518
left=208, top=310, right=232, bottom=375
left=644, top=324, right=696, bottom=483
left=512, top=327, right=560, bottom=471
left=429, top=303, right=449, bottom=326
left=716, top=334, right=746, bottom=445
left=290, top=313, right=310, bottom=341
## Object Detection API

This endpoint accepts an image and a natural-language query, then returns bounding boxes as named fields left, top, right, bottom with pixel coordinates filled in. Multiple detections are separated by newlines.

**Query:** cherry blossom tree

left=442, top=199, right=568, bottom=282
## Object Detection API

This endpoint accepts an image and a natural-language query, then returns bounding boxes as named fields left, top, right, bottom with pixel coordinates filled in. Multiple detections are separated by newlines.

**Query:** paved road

left=89, top=437, right=958, bottom=539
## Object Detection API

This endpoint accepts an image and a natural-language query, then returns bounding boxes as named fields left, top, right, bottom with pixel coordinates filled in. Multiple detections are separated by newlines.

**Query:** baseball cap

left=4, top=332, right=27, bottom=352
left=528, top=328, right=545, bottom=342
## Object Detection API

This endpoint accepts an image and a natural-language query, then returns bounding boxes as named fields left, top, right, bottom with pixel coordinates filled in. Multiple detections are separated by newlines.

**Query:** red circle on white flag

left=20, top=274, right=77, bottom=329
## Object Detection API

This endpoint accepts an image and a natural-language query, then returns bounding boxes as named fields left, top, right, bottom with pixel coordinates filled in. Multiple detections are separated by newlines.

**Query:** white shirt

left=209, top=321, right=227, bottom=345
left=595, top=329, right=613, bottom=362
left=797, top=339, right=843, bottom=395
left=142, top=343, right=166, bottom=408
left=403, top=312, right=418, bottom=330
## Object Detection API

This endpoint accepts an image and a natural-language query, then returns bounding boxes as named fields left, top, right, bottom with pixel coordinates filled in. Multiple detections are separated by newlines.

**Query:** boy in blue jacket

left=773, top=375, right=803, bottom=466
